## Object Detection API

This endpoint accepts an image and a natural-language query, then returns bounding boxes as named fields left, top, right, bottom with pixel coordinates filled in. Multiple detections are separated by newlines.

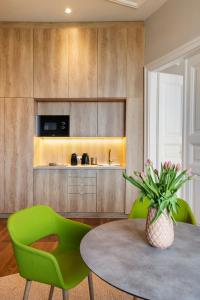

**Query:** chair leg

left=23, top=280, right=32, bottom=300
left=62, top=289, right=69, bottom=300
left=88, top=272, right=94, bottom=300
left=48, top=286, right=54, bottom=300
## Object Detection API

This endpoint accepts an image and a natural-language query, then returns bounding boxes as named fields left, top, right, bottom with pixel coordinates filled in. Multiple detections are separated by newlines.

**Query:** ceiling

left=0, top=0, right=167, bottom=22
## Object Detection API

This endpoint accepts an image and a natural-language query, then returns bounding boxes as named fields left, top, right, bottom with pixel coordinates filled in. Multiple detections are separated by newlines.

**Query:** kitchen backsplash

left=34, top=137, right=126, bottom=166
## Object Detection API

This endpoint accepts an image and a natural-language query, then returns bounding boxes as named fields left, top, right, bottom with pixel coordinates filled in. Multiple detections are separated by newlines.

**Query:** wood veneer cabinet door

left=4, top=98, right=34, bottom=212
left=33, top=170, right=68, bottom=212
left=69, top=28, right=97, bottom=98
left=98, top=102, right=125, bottom=137
left=0, top=28, right=33, bottom=97
left=97, top=170, right=125, bottom=213
left=70, top=102, right=97, bottom=137
left=98, top=26, right=127, bottom=98
left=0, top=99, right=4, bottom=212
left=37, top=101, right=71, bottom=115
left=34, top=28, right=68, bottom=98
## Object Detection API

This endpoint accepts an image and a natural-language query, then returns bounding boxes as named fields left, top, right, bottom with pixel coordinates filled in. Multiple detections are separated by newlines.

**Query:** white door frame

left=145, top=35, right=200, bottom=161
left=144, top=35, right=200, bottom=206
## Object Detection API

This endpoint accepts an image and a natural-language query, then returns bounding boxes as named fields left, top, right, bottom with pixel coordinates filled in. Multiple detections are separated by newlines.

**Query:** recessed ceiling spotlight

left=65, top=8, right=72, bottom=14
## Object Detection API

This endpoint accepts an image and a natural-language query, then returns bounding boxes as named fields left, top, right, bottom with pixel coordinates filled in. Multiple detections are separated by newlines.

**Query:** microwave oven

left=36, top=115, right=70, bottom=137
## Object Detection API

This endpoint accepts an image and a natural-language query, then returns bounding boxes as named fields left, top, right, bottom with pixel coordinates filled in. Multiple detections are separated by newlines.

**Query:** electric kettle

left=81, top=153, right=89, bottom=165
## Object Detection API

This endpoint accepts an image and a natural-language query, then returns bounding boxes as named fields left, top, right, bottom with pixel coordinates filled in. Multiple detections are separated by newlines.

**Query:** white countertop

left=33, top=164, right=126, bottom=170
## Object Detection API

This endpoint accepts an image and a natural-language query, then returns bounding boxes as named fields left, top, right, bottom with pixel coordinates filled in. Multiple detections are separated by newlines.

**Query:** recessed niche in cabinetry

left=34, top=137, right=126, bottom=167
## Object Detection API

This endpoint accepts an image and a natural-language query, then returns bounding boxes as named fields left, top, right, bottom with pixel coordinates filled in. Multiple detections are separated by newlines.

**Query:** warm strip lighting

left=39, top=137, right=126, bottom=145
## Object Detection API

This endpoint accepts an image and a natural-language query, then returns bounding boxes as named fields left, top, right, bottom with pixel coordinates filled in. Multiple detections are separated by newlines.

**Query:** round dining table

left=80, top=219, right=200, bottom=300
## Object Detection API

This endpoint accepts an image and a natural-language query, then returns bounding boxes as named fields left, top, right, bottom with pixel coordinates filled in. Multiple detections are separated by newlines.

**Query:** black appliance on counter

left=36, top=115, right=70, bottom=137
left=82, top=153, right=90, bottom=165
left=71, top=153, right=78, bottom=165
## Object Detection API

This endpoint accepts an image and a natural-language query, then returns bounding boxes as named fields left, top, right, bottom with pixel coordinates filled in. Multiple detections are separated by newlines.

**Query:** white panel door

left=158, top=73, right=183, bottom=166
left=185, top=53, right=200, bottom=222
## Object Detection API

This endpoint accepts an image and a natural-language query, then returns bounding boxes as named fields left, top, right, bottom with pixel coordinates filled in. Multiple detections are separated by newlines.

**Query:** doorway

left=145, top=51, right=200, bottom=222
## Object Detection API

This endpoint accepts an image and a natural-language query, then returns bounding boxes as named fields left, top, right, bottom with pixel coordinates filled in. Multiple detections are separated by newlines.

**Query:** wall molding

left=146, top=35, right=200, bottom=71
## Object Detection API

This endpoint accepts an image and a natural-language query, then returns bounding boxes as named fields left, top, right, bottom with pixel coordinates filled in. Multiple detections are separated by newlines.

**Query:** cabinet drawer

left=68, top=185, right=96, bottom=194
left=68, top=170, right=96, bottom=178
left=68, top=193, right=96, bottom=212
left=68, top=176, right=96, bottom=186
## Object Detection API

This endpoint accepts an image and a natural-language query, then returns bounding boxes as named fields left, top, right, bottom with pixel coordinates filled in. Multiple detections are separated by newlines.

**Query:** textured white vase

left=146, top=208, right=174, bottom=250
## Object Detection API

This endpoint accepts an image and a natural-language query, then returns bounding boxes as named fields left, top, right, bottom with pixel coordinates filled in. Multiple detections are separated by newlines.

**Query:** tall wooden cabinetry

left=0, top=28, right=33, bottom=97
left=0, top=99, right=4, bottom=212
left=0, top=22, right=144, bottom=215
left=68, top=28, right=97, bottom=98
left=98, top=26, right=127, bottom=98
left=0, top=98, right=34, bottom=213
left=34, top=28, right=68, bottom=98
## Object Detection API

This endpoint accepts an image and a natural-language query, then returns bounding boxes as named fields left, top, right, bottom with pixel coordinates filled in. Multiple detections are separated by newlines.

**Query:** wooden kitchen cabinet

left=34, top=170, right=68, bottom=211
left=69, top=28, right=97, bottom=98
left=70, top=102, right=97, bottom=136
left=0, top=28, right=33, bottom=97
left=34, top=28, right=68, bottom=98
left=98, top=26, right=127, bottom=98
left=0, top=99, right=4, bottom=212
left=97, top=170, right=125, bottom=213
left=98, top=102, right=125, bottom=136
left=37, top=101, right=71, bottom=115
left=68, top=169, right=97, bottom=212
left=4, top=98, right=34, bottom=212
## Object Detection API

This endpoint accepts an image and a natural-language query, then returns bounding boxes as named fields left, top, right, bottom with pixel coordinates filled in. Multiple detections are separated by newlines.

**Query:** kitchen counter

left=33, top=164, right=126, bottom=170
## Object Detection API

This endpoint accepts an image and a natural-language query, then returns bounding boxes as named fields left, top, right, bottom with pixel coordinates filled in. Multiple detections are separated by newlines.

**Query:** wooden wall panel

left=0, top=28, right=33, bottom=97
left=126, top=23, right=144, bottom=213
left=4, top=98, right=34, bottom=212
left=98, top=26, right=127, bottom=98
left=69, top=28, right=97, bottom=98
left=34, top=28, right=68, bottom=98
left=34, top=170, right=68, bottom=211
left=0, top=99, right=4, bottom=212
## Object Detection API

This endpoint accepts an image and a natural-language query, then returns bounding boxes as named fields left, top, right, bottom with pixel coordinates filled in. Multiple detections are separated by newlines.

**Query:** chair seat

left=52, top=247, right=89, bottom=290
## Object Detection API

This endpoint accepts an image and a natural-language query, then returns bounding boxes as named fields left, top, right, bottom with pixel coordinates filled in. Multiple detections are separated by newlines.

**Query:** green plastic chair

left=129, top=197, right=197, bottom=225
left=7, top=205, right=94, bottom=300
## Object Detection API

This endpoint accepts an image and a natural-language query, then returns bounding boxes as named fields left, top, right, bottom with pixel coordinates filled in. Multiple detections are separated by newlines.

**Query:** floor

left=0, top=218, right=119, bottom=277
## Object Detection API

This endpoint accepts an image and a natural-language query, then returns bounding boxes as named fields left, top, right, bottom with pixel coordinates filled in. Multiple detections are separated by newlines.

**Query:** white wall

left=145, top=0, right=200, bottom=64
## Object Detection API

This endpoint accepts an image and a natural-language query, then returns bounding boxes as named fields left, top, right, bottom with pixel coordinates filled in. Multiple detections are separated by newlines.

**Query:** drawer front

left=68, top=176, right=96, bottom=186
left=68, top=170, right=96, bottom=178
left=68, top=193, right=96, bottom=212
left=68, top=185, right=96, bottom=194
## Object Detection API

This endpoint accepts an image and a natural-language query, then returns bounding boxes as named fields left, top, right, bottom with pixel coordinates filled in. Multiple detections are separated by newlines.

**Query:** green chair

left=7, top=205, right=94, bottom=300
left=129, top=197, right=197, bottom=225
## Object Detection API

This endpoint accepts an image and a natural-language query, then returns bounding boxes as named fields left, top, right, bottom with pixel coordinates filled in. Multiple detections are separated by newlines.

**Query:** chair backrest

left=129, top=197, right=197, bottom=225
left=8, top=205, right=58, bottom=245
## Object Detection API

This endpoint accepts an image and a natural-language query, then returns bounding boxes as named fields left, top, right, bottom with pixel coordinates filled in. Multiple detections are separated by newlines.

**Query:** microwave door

left=36, top=115, right=70, bottom=137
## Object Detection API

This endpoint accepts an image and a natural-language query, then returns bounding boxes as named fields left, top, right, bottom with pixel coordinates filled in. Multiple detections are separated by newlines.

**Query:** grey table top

left=80, top=219, right=200, bottom=300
